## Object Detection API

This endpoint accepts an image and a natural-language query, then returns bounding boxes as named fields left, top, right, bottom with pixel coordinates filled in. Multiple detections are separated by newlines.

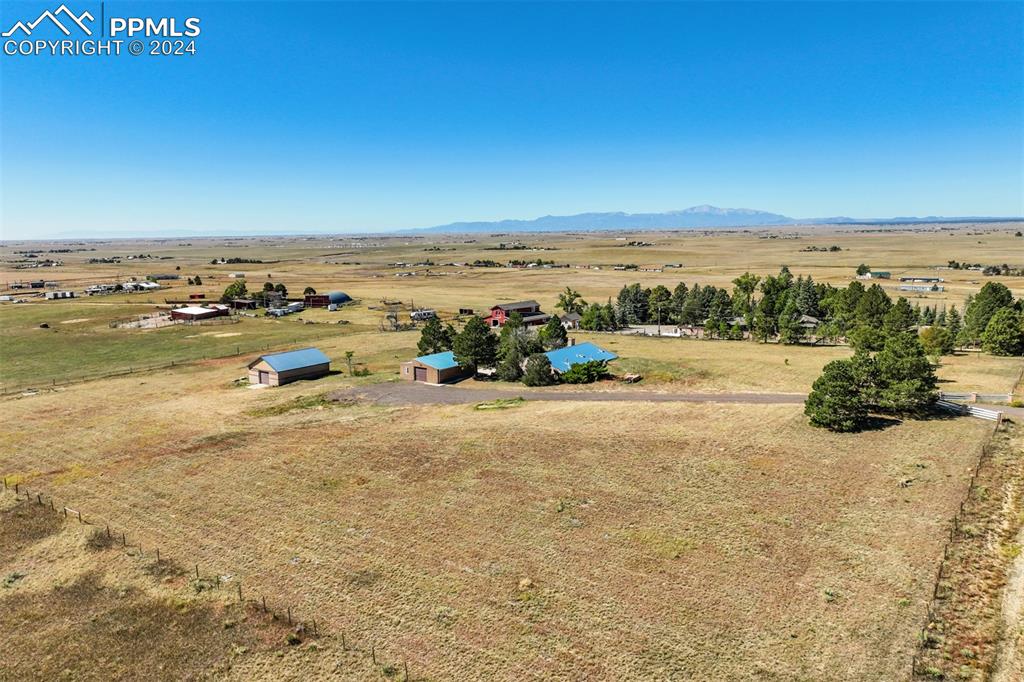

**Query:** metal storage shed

left=248, top=348, right=331, bottom=386
left=400, top=351, right=473, bottom=384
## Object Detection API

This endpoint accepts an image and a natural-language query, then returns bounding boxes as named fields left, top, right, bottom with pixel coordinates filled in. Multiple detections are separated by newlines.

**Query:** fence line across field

left=0, top=479, right=417, bottom=681
left=910, top=413, right=1005, bottom=679
left=0, top=330, right=344, bottom=396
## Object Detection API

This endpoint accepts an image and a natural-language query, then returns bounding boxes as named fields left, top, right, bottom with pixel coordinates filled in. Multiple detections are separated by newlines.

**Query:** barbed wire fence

left=0, top=480, right=417, bottom=681
left=909, top=413, right=1007, bottom=679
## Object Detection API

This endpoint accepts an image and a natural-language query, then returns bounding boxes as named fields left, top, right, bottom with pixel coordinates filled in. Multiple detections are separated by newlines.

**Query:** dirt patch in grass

left=0, top=501, right=62, bottom=565
left=0, top=571, right=280, bottom=681
left=247, top=393, right=341, bottom=417
left=913, top=421, right=1024, bottom=681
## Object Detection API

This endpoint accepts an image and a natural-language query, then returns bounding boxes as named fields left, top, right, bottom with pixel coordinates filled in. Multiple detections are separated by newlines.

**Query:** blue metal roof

left=415, top=350, right=460, bottom=370
left=257, top=347, right=331, bottom=372
left=544, top=342, right=617, bottom=373
left=327, top=291, right=352, bottom=303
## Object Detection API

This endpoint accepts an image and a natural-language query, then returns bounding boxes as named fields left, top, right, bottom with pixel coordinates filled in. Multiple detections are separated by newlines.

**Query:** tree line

left=554, top=270, right=1024, bottom=356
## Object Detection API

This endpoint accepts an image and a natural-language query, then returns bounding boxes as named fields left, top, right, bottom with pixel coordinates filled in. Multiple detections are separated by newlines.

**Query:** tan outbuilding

left=248, top=348, right=331, bottom=387
left=399, top=351, right=473, bottom=384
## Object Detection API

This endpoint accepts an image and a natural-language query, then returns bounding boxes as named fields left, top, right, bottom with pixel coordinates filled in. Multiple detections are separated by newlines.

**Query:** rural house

left=248, top=348, right=331, bottom=386
left=559, top=312, right=582, bottom=329
left=304, top=291, right=353, bottom=308
left=400, top=351, right=473, bottom=384
left=483, top=300, right=551, bottom=328
left=543, top=341, right=617, bottom=374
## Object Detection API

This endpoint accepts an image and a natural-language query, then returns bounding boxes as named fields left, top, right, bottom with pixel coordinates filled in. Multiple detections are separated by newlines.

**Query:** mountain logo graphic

left=3, top=4, right=94, bottom=37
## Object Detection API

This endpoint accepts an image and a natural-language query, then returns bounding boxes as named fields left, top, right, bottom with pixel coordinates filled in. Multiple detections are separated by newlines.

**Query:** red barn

left=483, top=300, right=551, bottom=328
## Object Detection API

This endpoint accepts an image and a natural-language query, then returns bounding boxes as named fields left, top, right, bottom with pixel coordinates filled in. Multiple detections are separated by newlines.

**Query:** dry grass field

left=3, top=223, right=1021, bottom=392
left=2, top=224, right=1022, bottom=680
left=0, top=359, right=1000, bottom=680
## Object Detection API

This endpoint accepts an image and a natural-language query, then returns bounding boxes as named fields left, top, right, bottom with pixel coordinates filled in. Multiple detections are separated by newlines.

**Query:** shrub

left=561, top=360, right=609, bottom=384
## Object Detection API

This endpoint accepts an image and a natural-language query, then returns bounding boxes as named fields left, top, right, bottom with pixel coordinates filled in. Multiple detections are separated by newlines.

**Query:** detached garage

left=248, top=347, right=331, bottom=386
left=400, top=351, right=473, bottom=384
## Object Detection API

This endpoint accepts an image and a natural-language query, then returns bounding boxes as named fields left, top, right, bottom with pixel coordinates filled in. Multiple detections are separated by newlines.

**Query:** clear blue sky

left=1, top=1, right=1021, bottom=238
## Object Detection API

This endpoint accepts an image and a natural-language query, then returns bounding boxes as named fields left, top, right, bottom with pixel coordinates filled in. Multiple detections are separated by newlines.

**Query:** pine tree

left=522, top=353, right=556, bottom=386
left=805, top=359, right=869, bottom=432
left=947, top=305, right=962, bottom=349
left=875, top=332, right=938, bottom=414
left=417, top=317, right=454, bottom=355
left=963, top=282, right=1013, bottom=346
left=855, top=283, right=892, bottom=328
left=981, top=307, right=1024, bottom=356
left=681, top=285, right=704, bottom=326
left=883, top=297, right=917, bottom=337
left=670, top=282, right=689, bottom=323
left=539, top=316, right=568, bottom=350
left=496, top=344, right=525, bottom=381
left=452, top=316, right=498, bottom=371
left=778, top=300, right=804, bottom=345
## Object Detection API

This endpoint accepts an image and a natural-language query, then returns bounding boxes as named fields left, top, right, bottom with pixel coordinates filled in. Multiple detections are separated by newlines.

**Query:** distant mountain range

left=412, top=205, right=1021, bottom=233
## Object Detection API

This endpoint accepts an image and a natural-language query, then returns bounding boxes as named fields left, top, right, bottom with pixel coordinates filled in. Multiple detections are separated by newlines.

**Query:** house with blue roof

left=400, top=350, right=474, bottom=384
left=248, top=347, right=331, bottom=386
left=543, top=341, right=618, bottom=374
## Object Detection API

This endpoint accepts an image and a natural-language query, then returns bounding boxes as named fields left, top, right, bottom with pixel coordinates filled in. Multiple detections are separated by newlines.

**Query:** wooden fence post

left=371, top=645, right=376, bottom=664
left=287, top=607, right=292, bottom=625
left=195, top=564, right=200, bottom=579
left=237, top=583, right=243, bottom=602
left=262, top=595, right=267, bottom=613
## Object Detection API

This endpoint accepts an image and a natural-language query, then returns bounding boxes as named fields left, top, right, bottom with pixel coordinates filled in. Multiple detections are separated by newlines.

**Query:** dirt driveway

left=334, top=381, right=809, bottom=406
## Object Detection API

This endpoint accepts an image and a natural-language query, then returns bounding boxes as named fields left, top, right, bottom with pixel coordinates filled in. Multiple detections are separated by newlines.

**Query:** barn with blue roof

left=544, top=341, right=618, bottom=374
left=400, top=350, right=473, bottom=384
left=248, top=347, right=331, bottom=386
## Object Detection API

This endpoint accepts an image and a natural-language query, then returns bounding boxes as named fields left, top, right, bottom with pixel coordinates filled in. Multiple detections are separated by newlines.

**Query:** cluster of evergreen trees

left=960, top=282, right=1024, bottom=356
left=559, top=271, right=1023, bottom=355
left=805, top=333, right=939, bottom=432
left=417, top=313, right=577, bottom=385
